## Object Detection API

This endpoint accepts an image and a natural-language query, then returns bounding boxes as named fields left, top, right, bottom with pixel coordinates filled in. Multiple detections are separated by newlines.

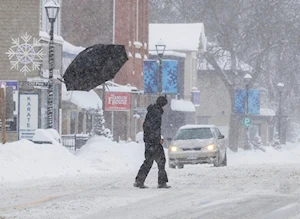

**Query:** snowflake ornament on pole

left=6, top=32, right=43, bottom=76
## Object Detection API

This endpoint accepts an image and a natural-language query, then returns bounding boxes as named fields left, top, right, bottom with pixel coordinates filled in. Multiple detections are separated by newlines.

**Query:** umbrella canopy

left=63, top=44, right=128, bottom=91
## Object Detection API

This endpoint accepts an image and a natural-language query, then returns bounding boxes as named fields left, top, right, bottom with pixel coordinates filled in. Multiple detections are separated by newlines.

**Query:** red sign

left=105, top=92, right=131, bottom=111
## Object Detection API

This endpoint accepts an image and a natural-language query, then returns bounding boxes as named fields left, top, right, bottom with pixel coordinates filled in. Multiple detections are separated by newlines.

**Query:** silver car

left=168, top=125, right=227, bottom=169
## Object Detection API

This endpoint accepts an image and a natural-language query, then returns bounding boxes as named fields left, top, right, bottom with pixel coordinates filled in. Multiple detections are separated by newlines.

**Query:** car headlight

left=205, top=144, right=216, bottom=151
left=169, top=146, right=179, bottom=152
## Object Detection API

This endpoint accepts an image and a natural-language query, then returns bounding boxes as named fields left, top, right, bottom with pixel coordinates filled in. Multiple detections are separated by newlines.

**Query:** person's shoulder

left=147, top=104, right=154, bottom=111
left=147, top=104, right=161, bottom=112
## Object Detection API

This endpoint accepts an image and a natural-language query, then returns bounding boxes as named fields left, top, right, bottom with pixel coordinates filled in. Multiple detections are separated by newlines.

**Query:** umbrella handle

left=57, top=78, right=65, bottom=83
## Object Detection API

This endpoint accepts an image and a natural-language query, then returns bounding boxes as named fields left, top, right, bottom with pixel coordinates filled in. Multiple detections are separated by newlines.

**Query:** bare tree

left=150, top=0, right=300, bottom=148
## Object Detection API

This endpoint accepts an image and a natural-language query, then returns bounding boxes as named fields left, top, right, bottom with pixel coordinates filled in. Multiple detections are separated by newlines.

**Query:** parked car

left=168, top=125, right=227, bottom=168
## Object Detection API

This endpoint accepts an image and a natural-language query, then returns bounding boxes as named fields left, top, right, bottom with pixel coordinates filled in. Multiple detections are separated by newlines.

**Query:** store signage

left=105, top=92, right=130, bottom=111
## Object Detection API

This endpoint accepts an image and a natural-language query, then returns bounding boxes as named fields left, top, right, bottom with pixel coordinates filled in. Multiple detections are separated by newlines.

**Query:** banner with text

left=105, top=92, right=130, bottom=111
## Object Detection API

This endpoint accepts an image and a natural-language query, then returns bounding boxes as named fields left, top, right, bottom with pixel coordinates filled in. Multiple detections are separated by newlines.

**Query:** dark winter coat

left=143, top=103, right=164, bottom=146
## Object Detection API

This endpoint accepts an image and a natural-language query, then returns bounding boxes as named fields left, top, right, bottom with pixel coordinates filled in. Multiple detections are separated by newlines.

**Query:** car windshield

left=175, top=128, right=213, bottom=140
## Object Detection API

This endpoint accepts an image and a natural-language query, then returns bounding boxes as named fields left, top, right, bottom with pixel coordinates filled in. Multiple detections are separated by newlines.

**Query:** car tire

left=213, top=151, right=221, bottom=167
left=169, top=162, right=176, bottom=169
left=221, top=152, right=227, bottom=166
left=177, top=164, right=184, bottom=169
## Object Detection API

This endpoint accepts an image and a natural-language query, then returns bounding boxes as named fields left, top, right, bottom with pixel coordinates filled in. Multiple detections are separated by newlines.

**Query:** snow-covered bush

left=250, top=133, right=266, bottom=152
left=271, top=131, right=281, bottom=150
left=251, top=134, right=262, bottom=148
left=91, top=105, right=112, bottom=139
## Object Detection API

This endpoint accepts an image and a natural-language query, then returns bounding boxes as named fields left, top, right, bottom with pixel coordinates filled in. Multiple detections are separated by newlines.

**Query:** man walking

left=134, top=96, right=170, bottom=189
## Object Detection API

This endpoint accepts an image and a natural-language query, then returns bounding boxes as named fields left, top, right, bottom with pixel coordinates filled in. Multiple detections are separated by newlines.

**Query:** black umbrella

left=63, top=44, right=128, bottom=91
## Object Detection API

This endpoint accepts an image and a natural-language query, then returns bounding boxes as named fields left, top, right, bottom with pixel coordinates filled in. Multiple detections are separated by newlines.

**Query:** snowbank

left=0, top=139, right=98, bottom=184
left=76, top=136, right=144, bottom=171
left=1, top=133, right=300, bottom=185
left=229, top=143, right=300, bottom=165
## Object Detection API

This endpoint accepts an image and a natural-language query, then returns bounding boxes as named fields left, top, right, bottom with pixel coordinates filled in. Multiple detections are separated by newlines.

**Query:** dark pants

left=135, top=144, right=168, bottom=185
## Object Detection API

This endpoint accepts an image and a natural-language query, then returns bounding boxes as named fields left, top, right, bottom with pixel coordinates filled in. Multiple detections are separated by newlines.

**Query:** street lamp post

left=155, top=39, right=166, bottom=95
left=133, top=114, right=140, bottom=138
left=244, top=74, right=252, bottom=115
left=243, top=73, right=252, bottom=149
left=277, top=82, right=284, bottom=144
left=1, top=85, right=6, bottom=144
left=45, top=0, right=60, bottom=129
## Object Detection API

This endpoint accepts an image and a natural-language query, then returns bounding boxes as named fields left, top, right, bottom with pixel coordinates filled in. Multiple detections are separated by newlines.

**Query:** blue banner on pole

left=234, top=89, right=246, bottom=113
left=234, top=89, right=260, bottom=114
left=143, top=60, right=178, bottom=94
left=248, top=89, right=260, bottom=114
left=143, top=60, right=158, bottom=93
left=162, top=60, right=178, bottom=94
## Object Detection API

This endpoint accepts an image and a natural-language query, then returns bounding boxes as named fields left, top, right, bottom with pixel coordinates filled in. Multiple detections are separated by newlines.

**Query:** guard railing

left=61, top=134, right=90, bottom=151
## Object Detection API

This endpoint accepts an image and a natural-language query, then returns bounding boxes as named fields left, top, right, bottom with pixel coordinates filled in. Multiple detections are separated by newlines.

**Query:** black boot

left=133, top=182, right=148, bottom=189
left=157, top=183, right=171, bottom=189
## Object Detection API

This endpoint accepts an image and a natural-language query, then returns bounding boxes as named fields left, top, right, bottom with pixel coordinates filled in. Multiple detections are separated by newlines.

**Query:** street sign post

left=242, top=117, right=252, bottom=127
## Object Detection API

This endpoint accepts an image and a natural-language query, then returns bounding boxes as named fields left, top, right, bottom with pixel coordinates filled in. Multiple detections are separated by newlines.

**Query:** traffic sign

left=242, top=117, right=252, bottom=127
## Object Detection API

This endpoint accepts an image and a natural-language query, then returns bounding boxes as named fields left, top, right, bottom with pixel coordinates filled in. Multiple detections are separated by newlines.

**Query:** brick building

left=62, top=0, right=149, bottom=141
left=0, top=0, right=63, bottom=141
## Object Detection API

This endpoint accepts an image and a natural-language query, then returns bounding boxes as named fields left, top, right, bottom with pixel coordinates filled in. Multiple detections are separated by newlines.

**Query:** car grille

left=182, top=148, right=201, bottom=151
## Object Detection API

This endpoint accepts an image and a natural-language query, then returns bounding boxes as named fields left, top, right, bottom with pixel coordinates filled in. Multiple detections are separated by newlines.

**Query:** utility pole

left=1, top=87, right=6, bottom=144
left=155, top=39, right=166, bottom=95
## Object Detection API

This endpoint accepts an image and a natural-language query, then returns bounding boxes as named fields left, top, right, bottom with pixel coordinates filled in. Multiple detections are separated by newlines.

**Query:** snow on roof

left=179, top=124, right=217, bottom=129
left=149, top=50, right=186, bottom=58
left=63, top=40, right=85, bottom=54
left=260, top=108, right=275, bottom=116
left=96, top=81, right=140, bottom=93
left=62, top=85, right=102, bottom=110
left=149, top=23, right=207, bottom=52
left=105, top=86, right=132, bottom=92
left=62, top=39, right=85, bottom=75
left=40, top=31, right=64, bottom=44
left=171, top=99, right=196, bottom=112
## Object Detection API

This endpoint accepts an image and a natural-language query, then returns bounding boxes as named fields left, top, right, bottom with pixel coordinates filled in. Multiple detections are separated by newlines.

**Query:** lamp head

left=277, top=82, right=284, bottom=92
left=243, top=73, right=252, bottom=86
left=155, top=38, right=166, bottom=58
left=45, top=0, right=60, bottom=22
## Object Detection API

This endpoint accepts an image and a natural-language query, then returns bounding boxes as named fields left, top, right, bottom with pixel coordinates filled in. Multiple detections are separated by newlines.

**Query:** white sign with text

left=19, top=94, right=39, bottom=140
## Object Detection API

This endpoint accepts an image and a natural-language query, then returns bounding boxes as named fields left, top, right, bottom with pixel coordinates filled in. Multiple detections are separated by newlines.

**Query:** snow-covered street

left=1, top=163, right=300, bottom=219
left=1, top=136, right=300, bottom=219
